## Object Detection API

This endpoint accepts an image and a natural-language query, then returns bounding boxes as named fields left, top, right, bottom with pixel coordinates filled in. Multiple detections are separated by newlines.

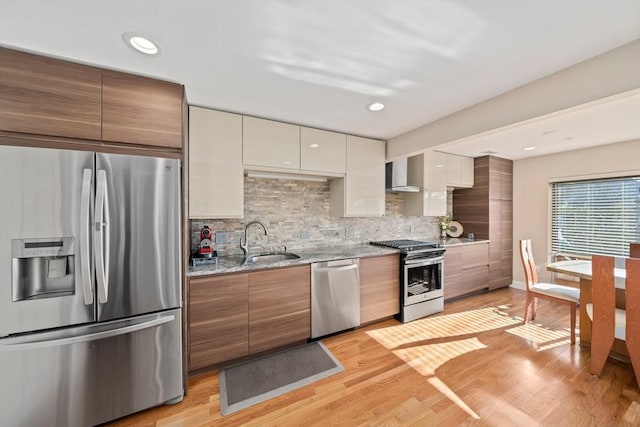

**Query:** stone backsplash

left=190, top=177, right=452, bottom=256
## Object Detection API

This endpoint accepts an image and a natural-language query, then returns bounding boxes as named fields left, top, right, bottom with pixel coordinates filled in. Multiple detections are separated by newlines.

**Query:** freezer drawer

left=0, top=309, right=183, bottom=427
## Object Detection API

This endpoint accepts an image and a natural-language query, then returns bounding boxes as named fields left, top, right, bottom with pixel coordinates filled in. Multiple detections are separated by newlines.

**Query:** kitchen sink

left=244, top=253, right=300, bottom=264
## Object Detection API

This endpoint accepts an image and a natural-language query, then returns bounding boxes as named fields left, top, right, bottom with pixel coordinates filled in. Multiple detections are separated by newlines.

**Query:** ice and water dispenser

left=11, top=237, right=75, bottom=301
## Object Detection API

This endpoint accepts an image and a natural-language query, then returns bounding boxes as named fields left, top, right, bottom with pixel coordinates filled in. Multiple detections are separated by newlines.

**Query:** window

left=551, top=176, right=640, bottom=257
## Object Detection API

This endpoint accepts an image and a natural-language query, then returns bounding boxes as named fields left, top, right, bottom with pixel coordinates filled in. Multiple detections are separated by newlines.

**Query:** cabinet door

left=189, top=107, right=243, bottom=218
left=404, top=151, right=447, bottom=217
left=359, top=255, right=399, bottom=324
left=444, top=246, right=463, bottom=300
left=0, top=47, right=102, bottom=140
left=300, top=127, right=346, bottom=174
left=243, top=116, right=300, bottom=170
left=248, top=265, right=310, bottom=354
left=340, top=136, right=385, bottom=217
left=189, top=274, right=249, bottom=371
left=102, top=70, right=183, bottom=148
left=446, top=153, right=474, bottom=188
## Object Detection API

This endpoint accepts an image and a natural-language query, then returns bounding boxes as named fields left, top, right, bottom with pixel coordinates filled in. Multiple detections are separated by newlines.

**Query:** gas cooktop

left=370, top=239, right=441, bottom=252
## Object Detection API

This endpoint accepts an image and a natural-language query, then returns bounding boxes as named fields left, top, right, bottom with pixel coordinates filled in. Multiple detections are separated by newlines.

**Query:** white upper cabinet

left=445, top=153, right=474, bottom=188
left=405, top=151, right=447, bottom=217
left=189, top=107, right=244, bottom=218
left=330, top=136, right=385, bottom=217
left=300, top=127, right=346, bottom=174
left=242, top=116, right=300, bottom=170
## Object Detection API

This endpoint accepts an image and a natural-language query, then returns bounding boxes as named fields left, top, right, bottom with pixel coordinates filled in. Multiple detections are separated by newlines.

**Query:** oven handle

left=404, top=256, right=444, bottom=266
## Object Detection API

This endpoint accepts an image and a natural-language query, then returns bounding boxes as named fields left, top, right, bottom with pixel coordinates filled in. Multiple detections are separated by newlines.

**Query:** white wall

left=512, top=139, right=640, bottom=283
left=387, top=39, right=640, bottom=160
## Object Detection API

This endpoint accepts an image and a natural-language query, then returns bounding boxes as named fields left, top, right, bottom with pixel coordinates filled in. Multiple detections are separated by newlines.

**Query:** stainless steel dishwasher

left=311, top=258, right=360, bottom=339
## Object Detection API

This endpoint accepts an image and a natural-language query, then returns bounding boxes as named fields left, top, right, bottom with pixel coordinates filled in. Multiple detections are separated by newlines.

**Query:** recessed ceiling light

left=283, top=161, right=292, bottom=165
left=435, top=164, right=444, bottom=168
left=523, top=146, right=537, bottom=151
left=368, top=102, right=385, bottom=111
left=310, top=144, right=320, bottom=148
left=123, top=32, right=160, bottom=55
left=542, top=130, right=557, bottom=136
left=481, top=150, right=498, bottom=155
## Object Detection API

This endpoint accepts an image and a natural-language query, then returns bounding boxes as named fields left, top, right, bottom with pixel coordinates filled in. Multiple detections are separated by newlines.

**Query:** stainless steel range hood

left=385, top=159, right=420, bottom=193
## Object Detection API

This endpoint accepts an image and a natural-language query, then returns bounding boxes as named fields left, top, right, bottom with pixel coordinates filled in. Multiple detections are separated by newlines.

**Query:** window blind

left=551, top=177, right=640, bottom=257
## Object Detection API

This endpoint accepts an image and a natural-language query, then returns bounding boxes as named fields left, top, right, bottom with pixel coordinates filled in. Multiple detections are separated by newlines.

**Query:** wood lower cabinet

left=444, top=243, right=490, bottom=301
left=0, top=47, right=102, bottom=140
left=248, top=265, right=311, bottom=354
left=189, top=273, right=249, bottom=371
left=188, top=265, right=311, bottom=372
left=359, top=255, right=399, bottom=324
left=102, top=70, right=183, bottom=149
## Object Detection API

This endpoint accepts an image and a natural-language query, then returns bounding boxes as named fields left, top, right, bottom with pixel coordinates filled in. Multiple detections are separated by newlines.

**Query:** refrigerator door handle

left=95, top=170, right=110, bottom=304
left=80, top=168, right=94, bottom=305
left=0, top=314, right=175, bottom=352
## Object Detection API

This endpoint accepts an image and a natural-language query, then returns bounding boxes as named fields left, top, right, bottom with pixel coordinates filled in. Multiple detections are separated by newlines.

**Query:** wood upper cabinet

left=248, top=265, right=311, bottom=354
left=453, top=156, right=513, bottom=290
left=243, top=116, right=300, bottom=170
left=102, top=70, right=183, bottom=149
left=359, top=255, right=399, bottom=324
left=405, top=151, right=447, bottom=217
left=189, top=107, right=243, bottom=218
left=330, top=135, right=385, bottom=217
left=189, top=273, right=249, bottom=371
left=300, top=127, right=346, bottom=174
left=444, top=243, right=489, bottom=301
left=0, top=47, right=102, bottom=140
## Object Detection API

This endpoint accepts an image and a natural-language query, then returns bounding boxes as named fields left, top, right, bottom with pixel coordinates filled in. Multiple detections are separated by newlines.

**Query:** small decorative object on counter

left=447, top=220, right=464, bottom=238
left=437, top=215, right=451, bottom=240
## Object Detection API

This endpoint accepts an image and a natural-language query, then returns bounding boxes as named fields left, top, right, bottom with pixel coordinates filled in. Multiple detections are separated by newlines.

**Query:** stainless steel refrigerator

left=0, top=145, right=183, bottom=426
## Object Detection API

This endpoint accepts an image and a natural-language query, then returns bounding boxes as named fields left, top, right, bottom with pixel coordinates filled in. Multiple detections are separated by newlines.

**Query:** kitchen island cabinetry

left=189, top=273, right=249, bottom=371
left=330, top=135, right=385, bottom=217
left=0, top=47, right=102, bottom=141
left=102, top=70, right=183, bottom=149
left=443, top=242, right=490, bottom=301
left=248, top=265, right=311, bottom=354
left=359, top=254, right=400, bottom=324
left=188, top=107, right=243, bottom=218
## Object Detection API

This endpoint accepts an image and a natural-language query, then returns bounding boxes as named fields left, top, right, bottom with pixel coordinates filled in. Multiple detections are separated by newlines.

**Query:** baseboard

left=509, top=281, right=526, bottom=291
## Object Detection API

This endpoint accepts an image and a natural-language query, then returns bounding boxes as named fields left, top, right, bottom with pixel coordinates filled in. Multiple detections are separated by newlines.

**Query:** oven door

left=403, top=256, right=444, bottom=306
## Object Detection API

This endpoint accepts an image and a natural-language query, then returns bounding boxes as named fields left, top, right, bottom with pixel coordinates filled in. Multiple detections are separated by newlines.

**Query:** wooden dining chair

left=587, top=255, right=640, bottom=388
left=519, top=239, right=580, bottom=344
left=630, top=242, right=640, bottom=258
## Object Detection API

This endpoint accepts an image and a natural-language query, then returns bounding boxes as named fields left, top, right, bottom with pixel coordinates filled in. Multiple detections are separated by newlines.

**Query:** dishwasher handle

left=314, top=263, right=358, bottom=273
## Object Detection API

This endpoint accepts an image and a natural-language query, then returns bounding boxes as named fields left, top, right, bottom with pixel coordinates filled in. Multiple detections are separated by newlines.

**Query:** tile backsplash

left=190, top=177, right=451, bottom=256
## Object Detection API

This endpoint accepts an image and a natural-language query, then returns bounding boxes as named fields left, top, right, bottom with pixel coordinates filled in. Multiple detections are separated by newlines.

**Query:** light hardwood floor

left=109, top=287, right=640, bottom=426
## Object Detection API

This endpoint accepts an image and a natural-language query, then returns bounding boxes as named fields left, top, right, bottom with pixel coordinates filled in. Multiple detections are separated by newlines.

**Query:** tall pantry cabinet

left=452, top=156, right=513, bottom=289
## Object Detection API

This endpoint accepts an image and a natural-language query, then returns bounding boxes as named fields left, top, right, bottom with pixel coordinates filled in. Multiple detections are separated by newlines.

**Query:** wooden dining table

left=546, top=259, right=628, bottom=356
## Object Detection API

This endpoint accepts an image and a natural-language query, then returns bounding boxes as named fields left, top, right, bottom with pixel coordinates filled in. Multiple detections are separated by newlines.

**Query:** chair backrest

left=627, top=257, right=640, bottom=373
left=591, top=255, right=616, bottom=338
left=519, top=239, right=538, bottom=291
left=630, top=242, right=640, bottom=259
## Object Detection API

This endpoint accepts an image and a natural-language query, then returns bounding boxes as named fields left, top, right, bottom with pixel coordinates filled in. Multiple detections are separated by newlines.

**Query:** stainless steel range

left=370, top=239, right=445, bottom=323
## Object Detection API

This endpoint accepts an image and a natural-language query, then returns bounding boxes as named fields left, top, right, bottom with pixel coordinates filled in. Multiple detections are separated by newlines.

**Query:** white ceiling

left=1, top=0, right=640, bottom=159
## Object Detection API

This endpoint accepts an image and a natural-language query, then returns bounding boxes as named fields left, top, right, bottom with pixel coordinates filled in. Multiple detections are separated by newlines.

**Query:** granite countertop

left=442, top=238, right=490, bottom=247
left=187, top=243, right=399, bottom=277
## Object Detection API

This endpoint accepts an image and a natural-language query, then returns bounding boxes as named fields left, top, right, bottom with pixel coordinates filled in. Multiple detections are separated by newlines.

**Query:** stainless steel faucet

left=240, top=220, right=269, bottom=256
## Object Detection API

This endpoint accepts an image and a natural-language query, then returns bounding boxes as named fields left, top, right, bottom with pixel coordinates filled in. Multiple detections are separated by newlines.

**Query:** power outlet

left=215, top=232, right=230, bottom=244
